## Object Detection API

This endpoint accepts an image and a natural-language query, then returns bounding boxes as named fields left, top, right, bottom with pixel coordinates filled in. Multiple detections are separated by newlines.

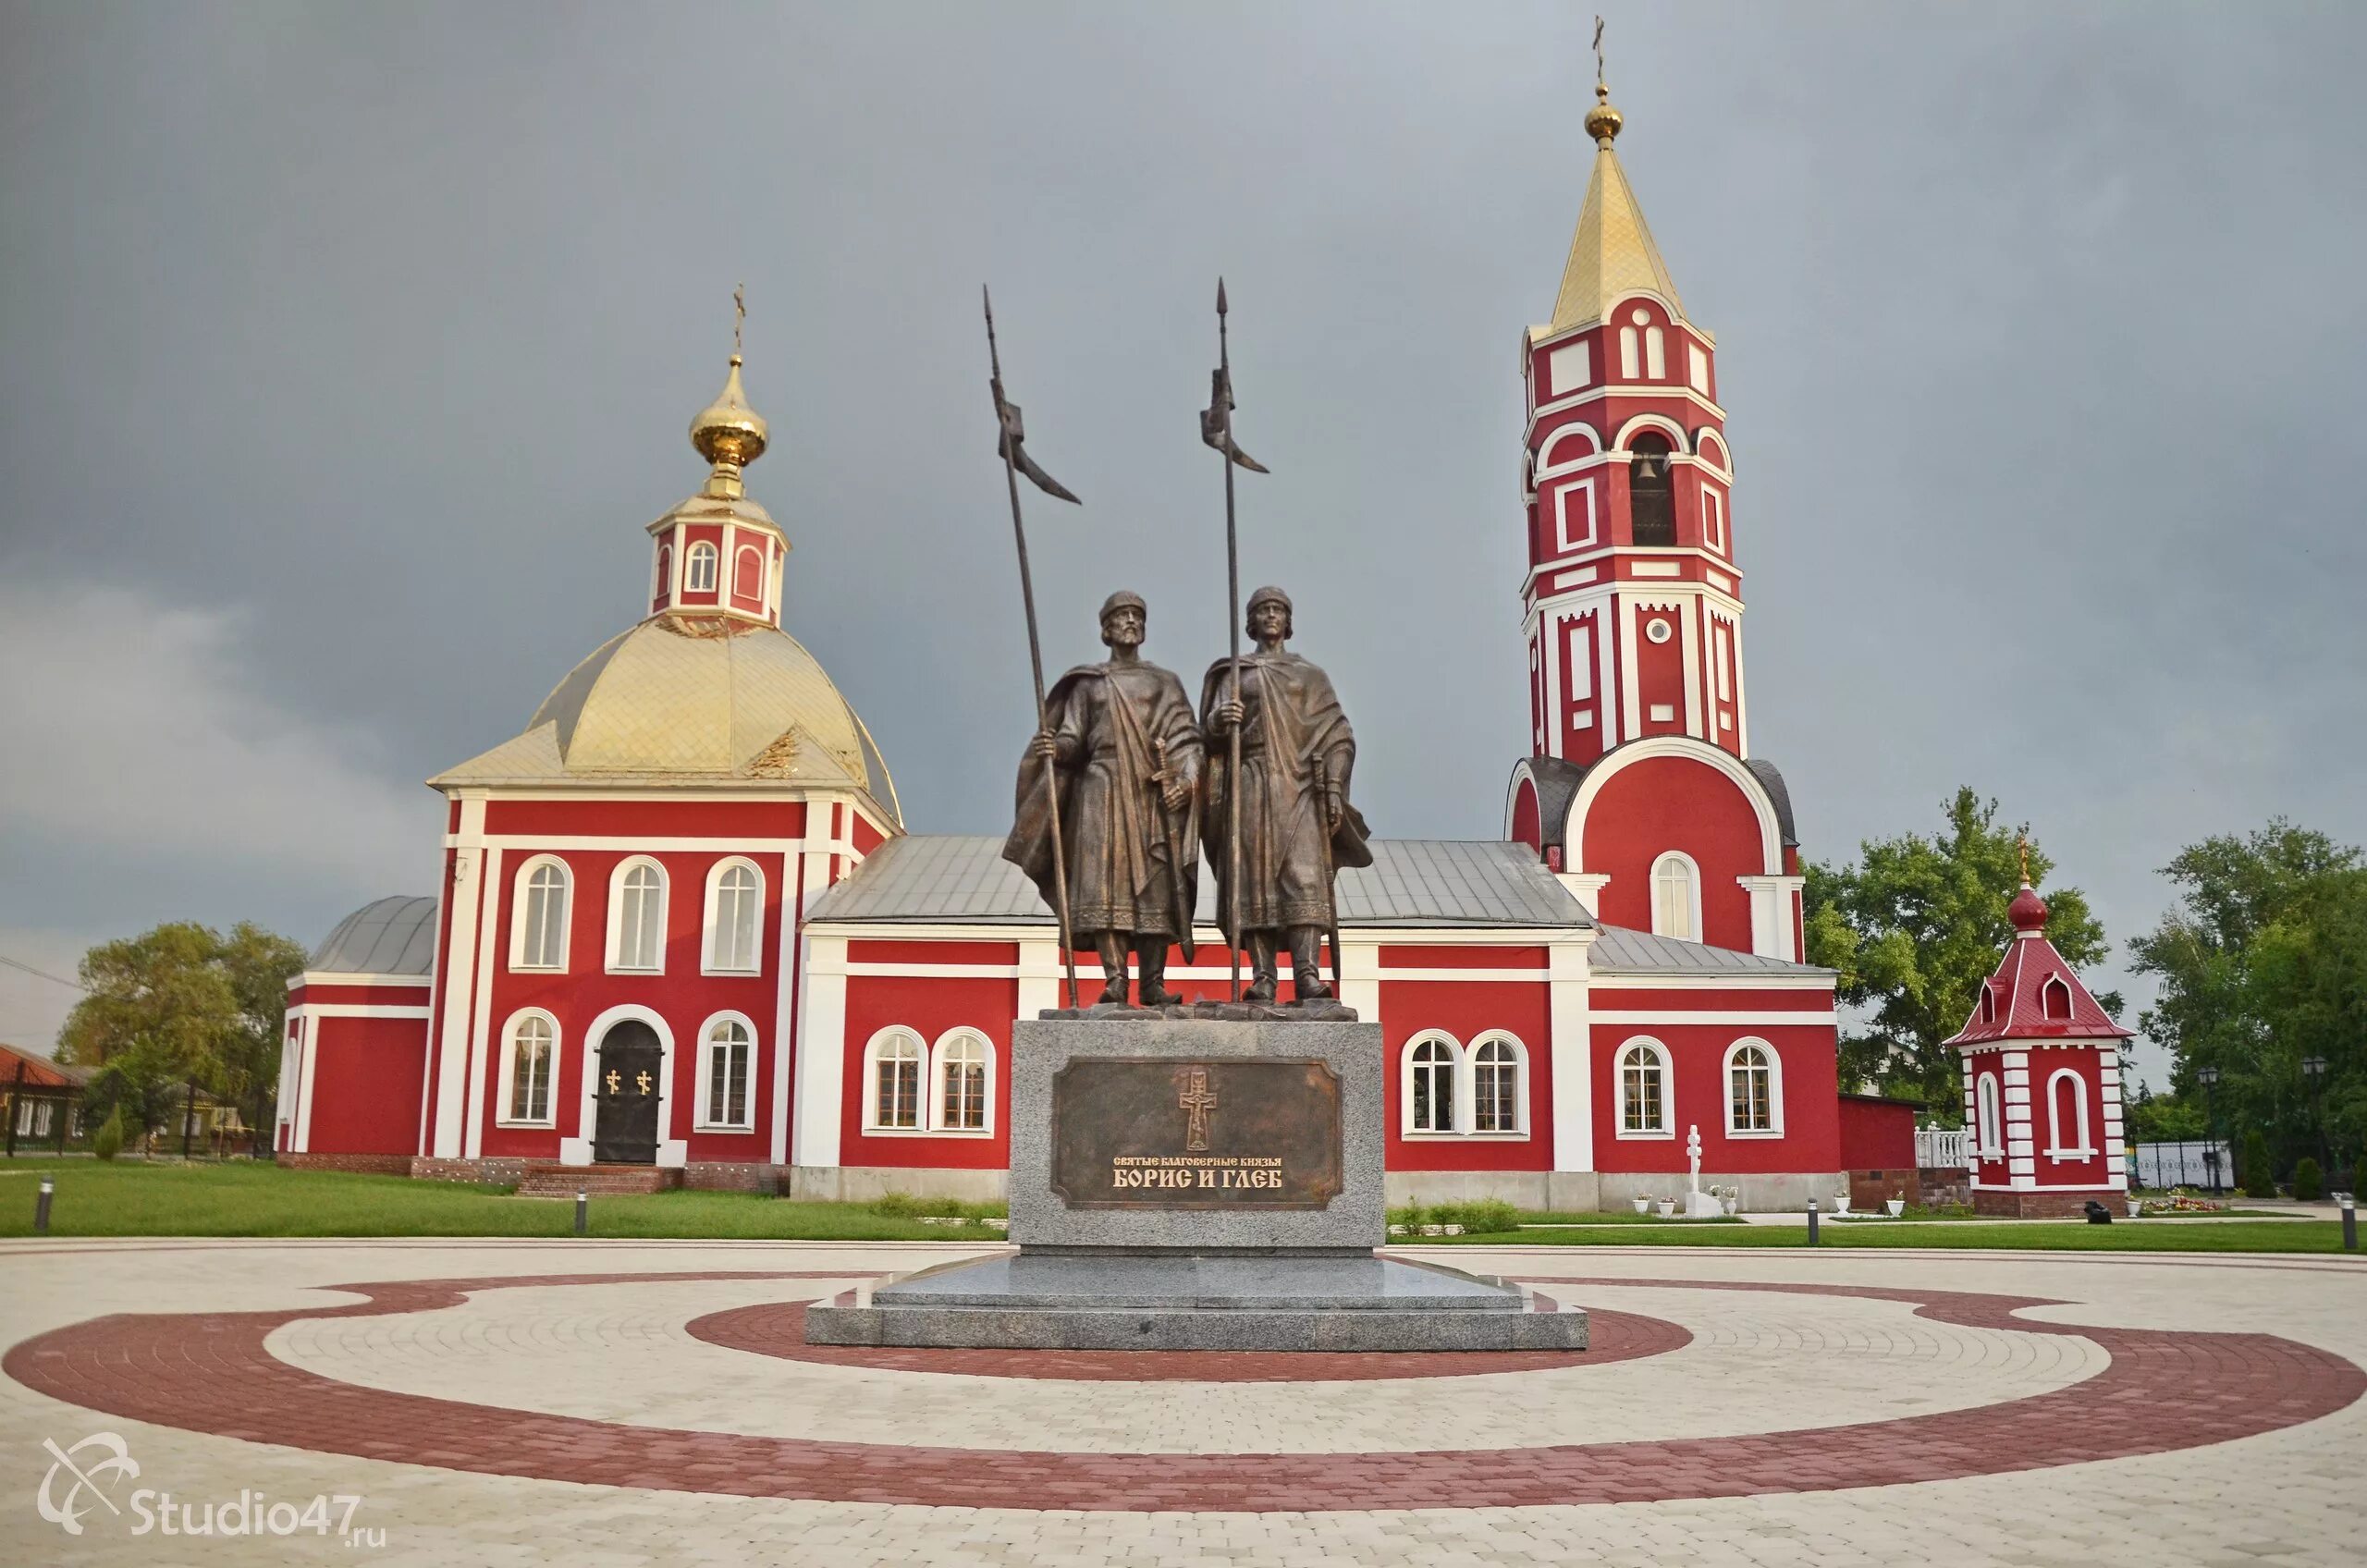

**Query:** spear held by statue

left=1202, top=277, right=1267, bottom=1001
left=984, top=287, right=1082, bottom=1010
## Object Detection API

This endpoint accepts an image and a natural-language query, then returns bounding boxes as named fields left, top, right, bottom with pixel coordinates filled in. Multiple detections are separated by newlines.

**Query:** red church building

left=281, top=81, right=1852, bottom=1210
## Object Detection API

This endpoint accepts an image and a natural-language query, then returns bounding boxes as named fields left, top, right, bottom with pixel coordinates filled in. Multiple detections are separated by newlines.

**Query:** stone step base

left=514, top=1162, right=681, bottom=1197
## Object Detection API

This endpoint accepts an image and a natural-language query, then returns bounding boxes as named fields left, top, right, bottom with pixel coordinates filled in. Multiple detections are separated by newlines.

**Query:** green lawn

left=0, top=1160, right=2351, bottom=1254
left=1426, top=1220, right=2356, bottom=1254
left=1516, top=1210, right=1747, bottom=1226
left=0, top=1160, right=1007, bottom=1242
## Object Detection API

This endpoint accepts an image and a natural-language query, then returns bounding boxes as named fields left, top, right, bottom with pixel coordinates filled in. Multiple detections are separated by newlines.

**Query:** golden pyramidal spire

left=1545, top=26, right=1683, bottom=335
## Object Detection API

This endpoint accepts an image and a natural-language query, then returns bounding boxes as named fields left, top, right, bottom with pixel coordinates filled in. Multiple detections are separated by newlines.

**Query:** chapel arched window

left=1629, top=433, right=1676, bottom=546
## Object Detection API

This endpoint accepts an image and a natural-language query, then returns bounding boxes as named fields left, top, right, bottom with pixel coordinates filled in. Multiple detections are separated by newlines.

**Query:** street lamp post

left=2197, top=1065, right=2222, bottom=1194
left=2301, top=1056, right=2329, bottom=1176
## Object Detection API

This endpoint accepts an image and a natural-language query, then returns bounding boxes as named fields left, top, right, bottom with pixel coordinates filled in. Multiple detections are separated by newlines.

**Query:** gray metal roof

left=808, top=837, right=1593, bottom=929
left=1743, top=758, right=1799, bottom=848
left=1588, top=925, right=1830, bottom=977
left=312, top=895, right=438, bottom=974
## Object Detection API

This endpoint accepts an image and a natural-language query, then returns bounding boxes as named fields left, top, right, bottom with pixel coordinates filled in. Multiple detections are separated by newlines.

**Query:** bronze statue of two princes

left=1003, top=586, right=1372, bottom=1018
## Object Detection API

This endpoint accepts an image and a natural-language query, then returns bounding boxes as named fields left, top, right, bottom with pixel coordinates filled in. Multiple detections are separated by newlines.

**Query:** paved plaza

left=3, top=1238, right=2361, bottom=1565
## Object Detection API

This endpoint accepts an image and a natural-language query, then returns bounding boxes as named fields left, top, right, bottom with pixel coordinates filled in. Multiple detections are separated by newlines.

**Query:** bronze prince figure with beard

left=1202, top=585, right=1372, bottom=1009
left=1004, top=592, right=1204, bottom=1010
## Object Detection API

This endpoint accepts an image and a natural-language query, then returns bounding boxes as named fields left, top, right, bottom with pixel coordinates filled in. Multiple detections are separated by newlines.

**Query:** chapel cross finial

left=2017, top=835, right=2031, bottom=887
left=733, top=283, right=745, bottom=357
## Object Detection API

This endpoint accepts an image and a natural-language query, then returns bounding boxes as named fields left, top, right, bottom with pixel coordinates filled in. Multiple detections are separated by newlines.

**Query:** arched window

left=1725, top=1040, right=1780, bottom=1134
left=654, top=543, right=673, bottom=603
left=704, top=859, right=764, bottom=974
left=734, top=545, right=764, bottom=600
left=607, top=858, right=667, bottom=973
left=501, top=1011, right=557, bottom=1125
left=1470, top=1034, right=1527, bottom=1134
left=2045, top=1067, right=2091, bottom=1158
left=1978, top=985, right=1996, bottom=1025
left=511, top=858, right=570, bottom=970
left=1616, top=1039, right=1670, bottom=1136
left=2042, top=976, right=2073, bottom=1021
left=1404, top=1034, right=1459, bottom=1134
left=1629, top=432, right=1676, bottom=545
left=934, top=1030, right=992, bottom=1133
left=699, top=1016, right=754, bottom=1130
left=1976, top=1072, right=2003, bottom=1156
left=865, top=1029, right=925, bottom=1132
left=1650, top=851, right=1699, bottom=942
left=685, top=541, right=718, bottom=593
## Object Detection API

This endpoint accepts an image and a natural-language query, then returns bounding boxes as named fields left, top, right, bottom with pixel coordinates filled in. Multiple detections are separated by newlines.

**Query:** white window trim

left=1465, top=1031, right=1532, bottom=1139
left=702, top=856, right=767, bottom=975
left=1400, top=1031, right=1463, bottom=1137
left=2043, top=1066, right=2094, bottom=1161
left=1614, top=1036, right=1674, bottom=1139
left=1723, top=1036, right=1784, bottom=1137
left=693, top=1011, right=760, bottom=1132
left=929, top=1027, right=997, bottom=1136
left=685, top=540, right=719, bottom=593
left=1976, top=1072, right=2005, bottom=1157
left=861, top=1026, right=929, bottom=1134
left=508, top=855, right=571, bottom=972
left=1700, top=485, right=1724, bottom=555
left=2042, top=975, right=2074, bottom=1022
left=1553, top=477, right=1596, bottom=553
left=495, top=1009, right=560, bottom=1128
left=605, top=856, right=668, bottom=975
left=1650, top=851, right=1703, bottom=944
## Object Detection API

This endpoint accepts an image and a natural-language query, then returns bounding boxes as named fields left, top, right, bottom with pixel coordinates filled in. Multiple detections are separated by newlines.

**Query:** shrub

left=1445, top=1198, right=1521, bottom=1235
left=92, top=1108, right=125, bottom=1162
left=2240, top=1130, right=2277, bottom=1199
left=869, top=1192, right=924, bottom=1219
left=2291, top=1158, right=2323, bottom=1203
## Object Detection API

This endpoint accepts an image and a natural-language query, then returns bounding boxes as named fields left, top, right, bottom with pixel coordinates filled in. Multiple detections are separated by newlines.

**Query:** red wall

left=1589, top=1020, right=1839, bottom=1173
left=840, top=970, right=1019, bottom=1170
left=1837, top=1096, right=1917, bottom=1170
left=305, top=1016, right=430, bottom=1156
left=473, top=839, right=791, bottom=1164
left=1380, top=974, right=1553, bottom=1173
left=1577, top=753, right=1767, bottom=947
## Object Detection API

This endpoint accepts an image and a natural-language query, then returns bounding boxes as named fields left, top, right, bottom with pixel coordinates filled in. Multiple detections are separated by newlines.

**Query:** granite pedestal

left=802, top=1018, right=1587, bottom=1352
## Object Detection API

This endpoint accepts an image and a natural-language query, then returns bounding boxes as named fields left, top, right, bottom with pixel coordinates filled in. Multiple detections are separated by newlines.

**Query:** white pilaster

left=769, top=844, right=807, bottom=1167
left=791, top=937, right=848, bottom=1168
left=432, top=799, right=488, bottom=1158
left=461, top=845, right=503, bottom=1159
left=1550, top=935, right=1595, bottom=1172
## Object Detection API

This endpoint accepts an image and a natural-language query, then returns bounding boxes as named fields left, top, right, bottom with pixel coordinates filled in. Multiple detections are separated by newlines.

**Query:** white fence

left=2129, top=1140, right=2233, bottom=1191
left=1915, top=1126, right=1968, bottom=1170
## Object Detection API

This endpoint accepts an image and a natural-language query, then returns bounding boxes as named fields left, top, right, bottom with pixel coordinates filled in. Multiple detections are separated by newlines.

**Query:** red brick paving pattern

left=6, top=1268, right=2361, bottom=1512
left=684, top=1297, right=1686, bottom=1380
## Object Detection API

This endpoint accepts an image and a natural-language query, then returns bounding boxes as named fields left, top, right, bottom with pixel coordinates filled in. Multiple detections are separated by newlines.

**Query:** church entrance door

left=591, top=1021, right=664, bottom=1164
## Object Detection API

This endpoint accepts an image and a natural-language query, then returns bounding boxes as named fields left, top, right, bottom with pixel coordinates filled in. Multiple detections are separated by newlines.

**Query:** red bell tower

left=1520, top=76, right=1744, bottom=768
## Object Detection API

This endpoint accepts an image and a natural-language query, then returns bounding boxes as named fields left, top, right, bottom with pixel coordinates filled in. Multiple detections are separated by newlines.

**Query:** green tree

left=2129, top=822, right=2366, bottom=1187
left=2239, top=1128, right=2276, bottom=1198
left=1804, top=789, right=2117, bottom=1113
left=56, top=921, right=308, bottom=1139
left=2124, top=1084, right=2206, bottom=1144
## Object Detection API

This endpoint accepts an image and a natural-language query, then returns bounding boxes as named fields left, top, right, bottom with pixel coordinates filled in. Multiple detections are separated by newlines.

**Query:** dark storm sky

left=5, top=2, right=2363, bottom=1081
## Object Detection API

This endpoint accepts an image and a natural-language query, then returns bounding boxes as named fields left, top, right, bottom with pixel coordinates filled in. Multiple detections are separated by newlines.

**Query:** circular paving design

left=6, top=1266, right=2361, bottom=1512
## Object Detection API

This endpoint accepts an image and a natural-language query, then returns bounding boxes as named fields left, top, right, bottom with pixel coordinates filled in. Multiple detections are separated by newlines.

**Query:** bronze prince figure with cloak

left=1005, top=592, right=1204, bottom=1009
left=1202, top=585, right=1372, bottom=1007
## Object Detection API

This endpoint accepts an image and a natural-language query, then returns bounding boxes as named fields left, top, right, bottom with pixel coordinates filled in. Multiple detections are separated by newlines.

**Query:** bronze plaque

left=1048, top=1057, right=1343, bottom=1209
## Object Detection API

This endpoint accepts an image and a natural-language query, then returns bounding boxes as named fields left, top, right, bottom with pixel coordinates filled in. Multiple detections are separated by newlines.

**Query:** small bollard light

left=574, top=1190, right=588, bottom=1237
left=2342, top=1194, right=2358, bottom=1253
left=34, top=1176, right=55, bottom=1234
left=1806, top=1197, right=1819, bottom=1246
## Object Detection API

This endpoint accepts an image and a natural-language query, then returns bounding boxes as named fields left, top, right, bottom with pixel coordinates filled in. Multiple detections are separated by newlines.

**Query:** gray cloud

left=4, top=3, right=2362, bottom=1081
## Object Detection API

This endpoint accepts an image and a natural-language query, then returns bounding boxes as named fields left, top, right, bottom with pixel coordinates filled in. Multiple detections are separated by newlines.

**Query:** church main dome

left=431, top=614, right=900, bottom=822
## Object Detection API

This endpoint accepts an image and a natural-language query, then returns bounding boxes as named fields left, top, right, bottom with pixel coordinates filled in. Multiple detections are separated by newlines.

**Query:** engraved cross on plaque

left=1177, top=1066, right=1218, bottom=1153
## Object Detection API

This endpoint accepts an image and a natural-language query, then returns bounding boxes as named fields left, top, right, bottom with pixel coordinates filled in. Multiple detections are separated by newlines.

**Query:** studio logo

left=34, top=1430, right=383, bottom=1546
left=37, top=1432, right=140, bottom=1537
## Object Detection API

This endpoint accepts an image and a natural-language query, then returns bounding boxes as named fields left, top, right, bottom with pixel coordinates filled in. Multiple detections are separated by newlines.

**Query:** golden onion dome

left=690, top=353, right=768, bottom=471
left=1585, top=84, right=1623, bottom=147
